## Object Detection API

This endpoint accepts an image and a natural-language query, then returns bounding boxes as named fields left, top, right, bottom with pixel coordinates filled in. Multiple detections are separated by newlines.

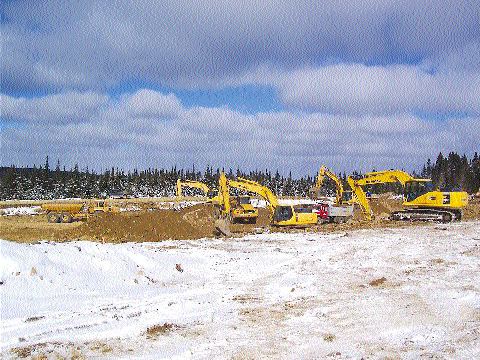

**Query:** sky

left=1, top=0, right=479, bottom=176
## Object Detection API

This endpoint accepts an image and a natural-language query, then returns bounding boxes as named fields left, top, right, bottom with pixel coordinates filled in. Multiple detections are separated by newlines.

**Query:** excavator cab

left=341, top=191, right=353, bottom=203
left=273, top=205, right=317, bottom=226
left=403, top=180, right=435, bottom=202
left=236, top=195, right=251, bottom=205
left=273, top=206, right=293, bottom=222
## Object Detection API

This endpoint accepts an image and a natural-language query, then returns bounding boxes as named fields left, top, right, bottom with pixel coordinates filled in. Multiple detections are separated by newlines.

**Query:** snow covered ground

left=157, top=201, right=205, bottom=210
left=1, top=222, right=479, bottom=359
left=0, top=206, right=41, bottom=216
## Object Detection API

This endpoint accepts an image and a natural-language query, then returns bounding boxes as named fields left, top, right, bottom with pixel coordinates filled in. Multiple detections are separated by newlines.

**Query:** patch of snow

left=158, top=201, right=204, bottom=210
left=277, top=198, right=317, bottom=205
left=0, top=206, right=41, bottom=216
left=1, top=221, right=479, bottom=358
left=119, top=205, right=142, bottom=212
left=250, top=199, right=267, bottom=208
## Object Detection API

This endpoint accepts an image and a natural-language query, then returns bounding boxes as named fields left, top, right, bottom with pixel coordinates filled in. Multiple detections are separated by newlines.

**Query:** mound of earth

left=350, top=194, right=403, bottom=222
left=68, top=204, right=217, bottom=242
left=463, top=198, right=480, bottom=220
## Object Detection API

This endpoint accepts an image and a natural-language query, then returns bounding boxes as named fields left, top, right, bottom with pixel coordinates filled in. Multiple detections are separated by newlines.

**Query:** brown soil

left=67, top=204, right=217, bottom=242
left=369, top=277, right=387, bottom=286
left=463, top=197, right=480, bottom=220
left=0, top=215, right=83, bottom=242
left=145, top=323, right=178, bottom=338
left=0, top=197, right=478, bottom=243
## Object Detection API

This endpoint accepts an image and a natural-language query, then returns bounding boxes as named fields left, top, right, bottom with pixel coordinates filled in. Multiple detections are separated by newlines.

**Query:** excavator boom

left=213, top=173, right=258, bottom=223
left=310, top=165, right=345, bottom=204
left=176, top=179, right=211, bottom=198
left=231, top=177, right=317, bottom=226
left=348, top=170, right=468, bottom=222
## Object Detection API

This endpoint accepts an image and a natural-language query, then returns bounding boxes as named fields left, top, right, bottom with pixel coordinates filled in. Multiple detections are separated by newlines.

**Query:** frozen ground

left=1, top=222, right=479, bottom=359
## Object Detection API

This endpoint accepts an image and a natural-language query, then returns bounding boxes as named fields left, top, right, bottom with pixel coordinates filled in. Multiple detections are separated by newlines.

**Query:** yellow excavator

left=227, top=176, right=317, bottom=227
left=348, top=170, right=468, bottom=222
left=176, top=179, right=214, bottom=199
left=214, top=172, right=258, bottom=223
left=309, top=165, right=353, bottom=204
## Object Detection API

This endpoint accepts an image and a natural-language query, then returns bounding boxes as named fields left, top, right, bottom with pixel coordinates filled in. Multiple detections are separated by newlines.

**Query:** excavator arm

left=176, top=179, right=211, bottom=197
left=226, top=176, right=317, bottom=226
left=347, top=170, right=414, bottom=220
left=311, top=165, right=345, bottom=204
left=212, top=173, right=259, bottom=224
left=217, top=172, right=231, bottom=215
left=229, top=177, right=279, bottom=215
left=347, top=177, right=373, bottom=220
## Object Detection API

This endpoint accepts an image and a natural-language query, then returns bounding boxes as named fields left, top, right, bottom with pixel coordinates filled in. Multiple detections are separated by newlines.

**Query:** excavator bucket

left=214, top=218, right=232, bottom=237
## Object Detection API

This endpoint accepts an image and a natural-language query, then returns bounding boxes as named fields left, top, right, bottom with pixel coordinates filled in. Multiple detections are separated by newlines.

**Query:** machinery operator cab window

left=294, top=205, right=313, bottom=213
left=237, top=196, right=251, bottom=205
left=274, top=206, right=293, bottom=221
left=404, top=181, right=435, bottom=202
left=342, top=191, right=353, bottom=202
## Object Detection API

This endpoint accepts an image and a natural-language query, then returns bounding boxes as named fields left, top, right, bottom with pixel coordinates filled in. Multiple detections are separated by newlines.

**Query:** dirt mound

left=67, top=204, right=216, bottom=242
left=463, top=198, right=480, bottom=220
left=0, top=203, right=272, bottom=243
left=351, top=194, right=403, bottom=221
left=70, top=204, right=273, bottom=242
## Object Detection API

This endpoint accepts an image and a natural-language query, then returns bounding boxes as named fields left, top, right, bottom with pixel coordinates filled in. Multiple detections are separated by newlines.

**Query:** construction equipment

left=347, top=170, right=468, bottom=222
left=310, top=165, right=346, bottom=204
left=309, top=165, right=354, bottom=223
left=41, top=200, right=120, bottom=223
left=310, top=165, right=355, bottom=204
left=227, top=176, right=317, bottom=227
left=213, top=173, right=259, bottom=223
left=313, top=203, right=353, bottom=224
left=176, top=179, right=214, bottom=198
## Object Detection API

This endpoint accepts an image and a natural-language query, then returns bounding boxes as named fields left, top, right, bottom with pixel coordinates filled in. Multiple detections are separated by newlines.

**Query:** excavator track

left=390, top=209, right=461, bottom=223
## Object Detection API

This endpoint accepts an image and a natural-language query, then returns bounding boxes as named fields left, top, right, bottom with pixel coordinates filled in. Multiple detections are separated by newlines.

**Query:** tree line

left=0, top=152, right=478, bottom=200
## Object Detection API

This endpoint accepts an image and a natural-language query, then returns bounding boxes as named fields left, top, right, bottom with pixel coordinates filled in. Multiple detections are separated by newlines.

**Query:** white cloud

left=125, top=90, right=183, bottom=118
left=2, top=89, right=478, bottom=175
left=2, top=0, right=478, bottom=92
left=1, top=92, right=109, bottom=123
left=265, top=63, right=480, bottom=115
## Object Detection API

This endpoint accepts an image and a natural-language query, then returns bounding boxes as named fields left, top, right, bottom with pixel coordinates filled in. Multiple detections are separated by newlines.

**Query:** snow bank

left=0, top=206, right=41, bottom=216
left=250, top=198, right=336, bottom=208
left=277, top=198, right=317, bottom=205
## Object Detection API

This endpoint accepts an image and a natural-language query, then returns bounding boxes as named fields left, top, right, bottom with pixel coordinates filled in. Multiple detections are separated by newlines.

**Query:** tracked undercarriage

left=390, top=208, right=462, bottom=223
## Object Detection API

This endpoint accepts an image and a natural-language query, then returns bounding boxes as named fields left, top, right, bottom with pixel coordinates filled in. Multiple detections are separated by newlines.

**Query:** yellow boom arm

left=217, top=172, right=231, bottom=214
left=176, top=179, right=211, bottom=197
left=229, top=177, right=279, bottom=215
left=313, top=165, right=345, bottom=204
left=347, top=170, right=415, bottom=220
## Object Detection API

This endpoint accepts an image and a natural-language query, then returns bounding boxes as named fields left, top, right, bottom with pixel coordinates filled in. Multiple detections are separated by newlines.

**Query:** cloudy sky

left=1, top=0, right=479, bottom=176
